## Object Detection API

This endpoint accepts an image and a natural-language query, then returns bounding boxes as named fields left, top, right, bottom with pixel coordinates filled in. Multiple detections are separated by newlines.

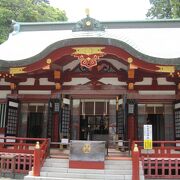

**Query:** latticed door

left=47, top=100, right=53, bottom=138
left=47, top=96, right=71, bottom=141
left=5, top=98, right=20, bottom=136
left=60, top=95, right=71, bottom=139
left=174, top=101, right=180, bottom=140
left=47, top=98, right=61, bottom=142
left=116, top=96, right=126, bottom=140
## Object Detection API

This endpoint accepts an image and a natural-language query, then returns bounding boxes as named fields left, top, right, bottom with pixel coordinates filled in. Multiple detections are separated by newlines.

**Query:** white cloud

left=49, top=0, right=151, bottom=22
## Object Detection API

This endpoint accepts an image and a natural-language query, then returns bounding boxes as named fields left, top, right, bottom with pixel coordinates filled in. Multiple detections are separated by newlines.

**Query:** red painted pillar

left=33, top=141, right=41, bottom=176
left=53, top=113, right=59, bottom=142
left=127, top=114, right=137, bottom=144
left=132, top=144, right=140, bottom=180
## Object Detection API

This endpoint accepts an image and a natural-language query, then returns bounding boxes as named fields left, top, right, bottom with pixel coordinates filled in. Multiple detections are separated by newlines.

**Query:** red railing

left=132, top=144, right=140, bottom=180
left=33, top=139, right=49, bottom=176
left=0, top=137, right=49, bottom=174
left=142, top=158, right=180, bottom=179
left=133, top=141, right=180, bottom=158
left=132, top=141, right=180, bottom=179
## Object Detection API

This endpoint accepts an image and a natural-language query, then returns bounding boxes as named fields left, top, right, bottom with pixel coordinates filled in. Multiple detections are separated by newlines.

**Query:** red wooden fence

left=0, top=137, right=49, bottom=175
left=132, top=141, right=180, bottom=179
left=142, top=158, right=180, bottom=179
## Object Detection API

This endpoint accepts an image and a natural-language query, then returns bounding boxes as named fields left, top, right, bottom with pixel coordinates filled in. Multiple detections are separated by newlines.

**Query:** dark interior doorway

left=27, top=112, right=43, bottom=138
left=80, top=115, right=109, bottom=141
left=147, top=114, right=165, bottom=141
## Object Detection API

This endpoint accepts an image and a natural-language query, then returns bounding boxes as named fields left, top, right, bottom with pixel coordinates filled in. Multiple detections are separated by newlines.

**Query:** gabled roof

left=0, top=16, right=180, bottom=68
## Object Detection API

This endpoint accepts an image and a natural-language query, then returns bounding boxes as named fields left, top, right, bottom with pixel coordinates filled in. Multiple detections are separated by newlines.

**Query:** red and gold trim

left=72, top=47, right=106, bottom=68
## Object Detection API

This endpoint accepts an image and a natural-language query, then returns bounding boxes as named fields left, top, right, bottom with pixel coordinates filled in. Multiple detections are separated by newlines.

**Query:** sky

left=49, top=0, right=151, bottom=22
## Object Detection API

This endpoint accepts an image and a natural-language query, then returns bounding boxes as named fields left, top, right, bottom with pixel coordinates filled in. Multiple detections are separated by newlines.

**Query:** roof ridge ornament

left=72, top=9, right=105, bottom=32
left=11, top=20, right=20, bottom=35
left=85, top=8, right=90, bottom=17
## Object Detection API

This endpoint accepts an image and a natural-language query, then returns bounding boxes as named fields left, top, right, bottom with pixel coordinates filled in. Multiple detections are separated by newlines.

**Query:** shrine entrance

left=80, top=100, right=109, bottom=141
left=80, top=115, right=109, bottom=141
left=27, top=112, right=43, bottom=138
left=147, top=114, right=165, bottom=141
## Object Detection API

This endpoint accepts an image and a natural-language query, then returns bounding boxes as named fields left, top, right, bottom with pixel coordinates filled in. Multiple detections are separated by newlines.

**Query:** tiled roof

left=0, top=18, right=180, bottom=66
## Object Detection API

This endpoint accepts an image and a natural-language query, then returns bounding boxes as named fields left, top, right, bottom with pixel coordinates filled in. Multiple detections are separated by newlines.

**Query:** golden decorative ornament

left=46, top=58, right=52, bottom=64
left=10, top=83, right=16, bottom=90
left=82, top=144, right=91, bottom=154
left=35, top=141, right=40, bottom=149
left=72, top=47, right=106, bottom=69
left=128, top=83, right=134, bottom=90
left=54, top=71, right=61, bottom=79
left=133, top=144, right=139, bottom=152
left=85, top=8, right=90, bottom=16
left=156, top=65, right=175, bottom=73
left=72, top=47, right=105, bottom=55
left=86, top=21, right=91, bottom=26
left=128, top=57, right=133, bottom=64
left=55, top=83, right=61, bottom=90
left=10, top=67, right=26, bottom=75
left=128, top=69, right=135, bottom=79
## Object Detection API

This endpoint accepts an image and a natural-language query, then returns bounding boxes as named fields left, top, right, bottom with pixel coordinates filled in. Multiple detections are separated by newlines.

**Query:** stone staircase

left=24, top=158, right=144, bottom=180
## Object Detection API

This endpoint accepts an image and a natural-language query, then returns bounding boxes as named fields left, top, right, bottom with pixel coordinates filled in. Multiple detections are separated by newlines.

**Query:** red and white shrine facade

left=0, top=15, right=180, bottom=145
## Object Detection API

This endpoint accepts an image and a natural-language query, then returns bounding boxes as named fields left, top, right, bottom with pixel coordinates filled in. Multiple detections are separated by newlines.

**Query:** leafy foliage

left=146, top=0, right=180, bottom=19
left=0, top=0, right=67, bottom=43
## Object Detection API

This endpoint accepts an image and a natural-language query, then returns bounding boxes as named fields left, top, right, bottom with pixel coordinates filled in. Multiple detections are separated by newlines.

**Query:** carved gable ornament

left=72, top=47, right=106, bottom=69
left=72, top=12, right=105, bottom=32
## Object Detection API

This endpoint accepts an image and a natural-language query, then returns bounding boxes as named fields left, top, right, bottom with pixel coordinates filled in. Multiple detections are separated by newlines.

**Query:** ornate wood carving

left=72, top=14, right=105, bottom=32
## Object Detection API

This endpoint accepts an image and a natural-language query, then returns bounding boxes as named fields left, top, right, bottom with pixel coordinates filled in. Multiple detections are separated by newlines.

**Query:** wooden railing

left=132, top=141, right=180, bottom=179
left=0, top=137, right=49, bottom=175
left=133, top=141, right=180, bottom=158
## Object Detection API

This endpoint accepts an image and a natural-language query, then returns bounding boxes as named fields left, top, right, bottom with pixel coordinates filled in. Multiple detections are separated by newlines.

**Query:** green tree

left=0, top=0, right=67, bottom=43
left=146, top=0, right=180, bottom=19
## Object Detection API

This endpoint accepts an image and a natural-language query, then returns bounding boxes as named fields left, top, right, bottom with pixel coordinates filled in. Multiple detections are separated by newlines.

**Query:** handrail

left=132, top=140, right=180, bottom=158
left=33, top=138, right=49, bottom=176
left=0, top=137, right=48, bottom=154
left=0, top=137, right=49, bottom=175
left=39, top=139, right=49, bottom=166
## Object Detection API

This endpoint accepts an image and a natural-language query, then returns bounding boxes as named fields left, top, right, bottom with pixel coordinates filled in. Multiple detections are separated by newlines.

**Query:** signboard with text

left=144, top=124, right=153, bottom=150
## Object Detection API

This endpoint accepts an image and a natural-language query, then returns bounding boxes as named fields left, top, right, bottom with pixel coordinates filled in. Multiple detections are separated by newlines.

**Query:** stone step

left=40, top=172, right=126, bottom=180
left=41, top=167, right=133, bottom=175
left=24, top=176, right=103, bottom=180
left=105, top=159, right=132, bottom=165
left=41, top=167, right=68, bottom=173
left=41, top=167, right=105, bottom=174
left=43, top=162, right=69, bottom=168
left=24, top=175, right=144, bottom=180
left=41, top=167, right=132, bottom=175
left=45, top=158, right=69, bottom=163
left=105, top=169, right=132, bottom=175
left=105, top=163, right=131, bottom=170
left=24, top=158, right=145, bottom=180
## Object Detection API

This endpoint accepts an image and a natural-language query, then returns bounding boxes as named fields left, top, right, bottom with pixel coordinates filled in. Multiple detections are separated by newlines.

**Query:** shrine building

left=0, top=14, right=180, bottom=144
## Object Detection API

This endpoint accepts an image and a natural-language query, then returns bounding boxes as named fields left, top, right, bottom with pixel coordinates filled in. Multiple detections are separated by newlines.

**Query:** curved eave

left=0, top=37, right=180, bottom=69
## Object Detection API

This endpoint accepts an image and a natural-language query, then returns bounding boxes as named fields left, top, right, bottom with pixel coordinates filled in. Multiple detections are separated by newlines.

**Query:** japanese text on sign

left=144, top=125, right=152, bottom=150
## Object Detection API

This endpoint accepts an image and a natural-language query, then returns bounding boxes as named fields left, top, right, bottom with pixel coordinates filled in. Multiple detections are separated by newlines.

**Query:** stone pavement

left=0, top=173, right=24, bottom=179
left=0, top=174, right=179, bottom=180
